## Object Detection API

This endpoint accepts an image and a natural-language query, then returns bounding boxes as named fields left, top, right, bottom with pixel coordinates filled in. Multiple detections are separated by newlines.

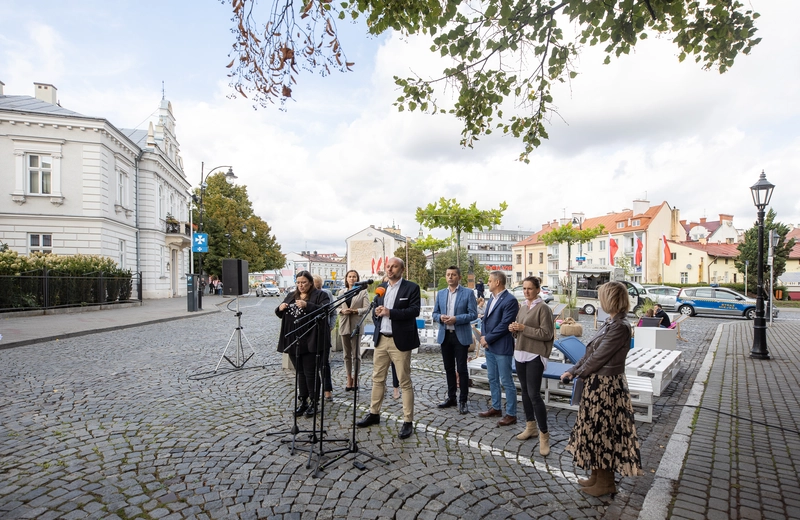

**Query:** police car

left=676, top=286, right=778, bottom=320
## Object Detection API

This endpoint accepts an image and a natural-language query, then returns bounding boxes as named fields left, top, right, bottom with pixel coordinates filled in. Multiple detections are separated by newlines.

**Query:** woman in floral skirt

left=560, top=281, right=643, bottom=496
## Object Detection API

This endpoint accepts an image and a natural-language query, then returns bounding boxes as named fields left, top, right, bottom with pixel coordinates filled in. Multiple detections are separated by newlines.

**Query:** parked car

left=511, top=285, right=554, bottom=303
left=256, top=282, right=280, bottom=297
left=676, top=286, right=778, bottom=320
left=643, top=285, right=681, bottom=311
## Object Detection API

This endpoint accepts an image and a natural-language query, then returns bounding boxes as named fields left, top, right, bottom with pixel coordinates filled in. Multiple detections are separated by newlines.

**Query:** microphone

left=352, top=280, right=373, bottom=289
left=375, top=286, right=386, bottom=299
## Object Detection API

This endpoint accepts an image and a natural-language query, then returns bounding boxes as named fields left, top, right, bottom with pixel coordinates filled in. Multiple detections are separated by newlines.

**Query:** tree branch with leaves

left=225, top=0, right=760, bottom=161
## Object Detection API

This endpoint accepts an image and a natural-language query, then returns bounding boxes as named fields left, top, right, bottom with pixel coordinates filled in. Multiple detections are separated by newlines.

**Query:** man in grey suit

left=433, top=266, right=478, bottom=414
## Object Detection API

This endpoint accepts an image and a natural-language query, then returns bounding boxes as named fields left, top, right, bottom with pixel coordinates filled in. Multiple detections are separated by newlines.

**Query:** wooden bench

left=625, top=348, right=682, bottom=397
left=466, top=357, right=654, bottom=423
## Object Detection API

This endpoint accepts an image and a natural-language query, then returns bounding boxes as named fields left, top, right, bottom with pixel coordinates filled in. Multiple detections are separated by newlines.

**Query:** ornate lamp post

left=196, top=163, right=236, bottom=308
left=749, top=170, right=775, bottom=360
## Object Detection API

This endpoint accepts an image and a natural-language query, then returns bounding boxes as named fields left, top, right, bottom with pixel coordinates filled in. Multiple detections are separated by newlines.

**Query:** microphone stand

left=294, top=288, right=371, bottom=476
left=321, top=297, right=389, bottom=472
left=265, top=317, right=320, bottom=455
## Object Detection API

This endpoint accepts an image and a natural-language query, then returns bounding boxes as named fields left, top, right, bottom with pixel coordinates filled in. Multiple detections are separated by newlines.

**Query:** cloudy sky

left=2, top=1, right=798, bottom=256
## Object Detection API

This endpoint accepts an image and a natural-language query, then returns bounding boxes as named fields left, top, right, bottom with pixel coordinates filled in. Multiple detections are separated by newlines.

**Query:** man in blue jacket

left=433, top=266, right=478, bottom=414
left=478, top=271, right=520, bottom=426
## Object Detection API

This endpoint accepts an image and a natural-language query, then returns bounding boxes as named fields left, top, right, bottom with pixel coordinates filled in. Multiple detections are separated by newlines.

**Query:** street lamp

left=196, top=162, right=236, bottom=308
left=374, top=237, right=386, bottom=276
left=749, top=170, right=775, bottom=360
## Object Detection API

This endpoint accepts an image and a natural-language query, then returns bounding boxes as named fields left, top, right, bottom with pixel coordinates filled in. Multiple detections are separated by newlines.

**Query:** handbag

left=570, top=377, right=584, bottom=407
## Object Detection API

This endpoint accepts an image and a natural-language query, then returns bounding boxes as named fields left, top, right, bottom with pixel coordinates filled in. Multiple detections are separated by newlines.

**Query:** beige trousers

left=370, top=335, right=414, bottom=422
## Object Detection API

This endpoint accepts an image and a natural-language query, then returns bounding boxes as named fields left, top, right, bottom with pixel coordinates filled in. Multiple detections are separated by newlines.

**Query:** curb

left=637, top=322, right=727, bottom=519
left=0, top=305, right=223, bottom=350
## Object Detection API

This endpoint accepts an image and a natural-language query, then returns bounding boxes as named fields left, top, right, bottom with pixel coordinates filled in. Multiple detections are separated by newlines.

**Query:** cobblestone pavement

left=0, top=298, right=785, bottom=519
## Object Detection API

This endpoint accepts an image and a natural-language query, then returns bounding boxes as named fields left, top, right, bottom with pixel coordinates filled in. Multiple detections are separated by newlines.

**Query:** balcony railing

left=166, top=221, right=190, bottom=236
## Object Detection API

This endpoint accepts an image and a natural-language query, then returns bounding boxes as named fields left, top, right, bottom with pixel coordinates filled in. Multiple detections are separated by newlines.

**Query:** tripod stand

left=321, top=298, right=388, bottom=472
left=215, top=297, right=257, bottom=371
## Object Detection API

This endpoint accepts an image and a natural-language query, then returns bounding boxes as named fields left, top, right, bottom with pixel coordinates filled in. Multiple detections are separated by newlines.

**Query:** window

left=680, top=272, right=689, bottom=283
left=616, top=222, right=624, bottom=229
left=671, top=253, right=677, bottom=260
left=599, top=240, right=606, bottom=251
left=516, top=254, right=522, bottom=265
left=587, top=258, right=593, bottom=265
left=586, top=242, right=593, bottom=252
left=29, top=233, right=52, bottom=254
left=538, top=252, right=543, bottom=264
left=516, top=272, right=522, bottom=282
left=632, top=219, right=640, bottom=226
left=528, top=253, right=533, bottom=264
left=118, top=171, right=125, bottom=205
left=28, top=155, right=52, bottom=194
left=119, top=240, right=125, bottom=269
left=724, top=258, right=729, bottom=264
left=599, top=258, right=606, bottom=266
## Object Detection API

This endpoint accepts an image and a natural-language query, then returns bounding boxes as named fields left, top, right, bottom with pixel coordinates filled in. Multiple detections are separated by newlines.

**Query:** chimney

left=34, top=82, right=58, bottom=104
left=699, top=217, right=707, bottom=224
left=632, top=199, right=649, bottom=216
left=0, top=80, right=5, bottom=95
left=719, top=214, right=733, bottom=222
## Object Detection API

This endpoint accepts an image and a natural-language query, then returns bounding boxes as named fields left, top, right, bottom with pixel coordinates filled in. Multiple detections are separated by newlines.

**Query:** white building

left=345, top=225, right=408, bottom=280
left=0, top=82, right=192, bottom=299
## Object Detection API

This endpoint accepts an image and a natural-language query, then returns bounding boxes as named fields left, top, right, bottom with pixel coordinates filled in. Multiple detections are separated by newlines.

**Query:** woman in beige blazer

left=338, top=270, right=371, bottom=390
left=509, top=276, right=554, bottom=455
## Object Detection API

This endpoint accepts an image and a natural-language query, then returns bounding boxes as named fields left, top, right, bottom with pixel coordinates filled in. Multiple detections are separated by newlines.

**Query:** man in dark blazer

left=478, top=271, right=520, bottom=426
left=357, top=257, right=421, bottom=439
left=433, top=266, right=478, bottom=414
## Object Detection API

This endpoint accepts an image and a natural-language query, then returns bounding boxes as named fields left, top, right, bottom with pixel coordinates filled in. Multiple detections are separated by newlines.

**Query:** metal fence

left=0, top=271, right=142, bottom=312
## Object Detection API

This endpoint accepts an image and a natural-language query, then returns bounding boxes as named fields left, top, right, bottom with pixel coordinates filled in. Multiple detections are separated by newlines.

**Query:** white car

left=511, top=285, right=554, bottom=303
left=643, top=285, right=680, bottom=311
left=256, top=283, right=280, bottom=297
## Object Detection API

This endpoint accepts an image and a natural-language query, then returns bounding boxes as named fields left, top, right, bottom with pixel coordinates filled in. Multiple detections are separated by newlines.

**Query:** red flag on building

left=635, top=233, right=643, bottom=266
left=376, top=257, right=383, bottom=272
left=371, top=257, right=376, bottom=274
left=608, top=233, right=618, bottom=266
left=662, top=235, right=671, bottom=266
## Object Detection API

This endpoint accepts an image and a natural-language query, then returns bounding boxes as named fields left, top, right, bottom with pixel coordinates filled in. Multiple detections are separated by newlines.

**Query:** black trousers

left=516, top=356, right=548, bottom=432
left=289, top=352, right=320, bottom=401
left=440, top=330, right=470, bottom=403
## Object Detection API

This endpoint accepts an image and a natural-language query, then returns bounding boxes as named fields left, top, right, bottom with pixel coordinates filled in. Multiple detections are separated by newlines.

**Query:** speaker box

left=222, top=259, right=249, bottom=296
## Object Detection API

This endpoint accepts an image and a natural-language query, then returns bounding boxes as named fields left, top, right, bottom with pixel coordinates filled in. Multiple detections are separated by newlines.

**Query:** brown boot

left=577, top=469, right=597, bottom=487
left=538, top=431, right=550, bottom=456
left=581, top=469, right=616, bottom=497
left=516, top=421, right=539, bottom=440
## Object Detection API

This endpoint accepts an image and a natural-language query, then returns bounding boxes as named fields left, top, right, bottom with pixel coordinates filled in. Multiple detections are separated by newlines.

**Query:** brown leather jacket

left=571, top=312, right=631, bottom=378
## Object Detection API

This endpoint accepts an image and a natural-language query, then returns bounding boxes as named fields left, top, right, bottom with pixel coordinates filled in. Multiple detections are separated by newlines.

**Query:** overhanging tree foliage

left=416, top=197, right=507, bottom=268
left=225, top=0, right=760, bottom=161
left=193, top=172, right=285, bottom=277
left=734, top=209, right=795, bottom=294
left=393, top=244, right=430, bottom=288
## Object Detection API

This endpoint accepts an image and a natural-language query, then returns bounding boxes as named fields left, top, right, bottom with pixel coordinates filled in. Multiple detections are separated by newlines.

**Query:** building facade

left=463, top=227, right=535, bottom=279
left=346, top=225, right=407, bottom=280
left=0, top=82, right=191, bottom=299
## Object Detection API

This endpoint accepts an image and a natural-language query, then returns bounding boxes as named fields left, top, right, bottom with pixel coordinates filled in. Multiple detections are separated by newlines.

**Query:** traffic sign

left=192, top=233, right=209, bottom=253
left=576, top=256, right=586, bottom=262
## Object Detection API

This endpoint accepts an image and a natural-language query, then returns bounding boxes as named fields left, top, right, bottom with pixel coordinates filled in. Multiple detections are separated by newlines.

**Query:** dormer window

left=616, top=222, right=624, bottom=229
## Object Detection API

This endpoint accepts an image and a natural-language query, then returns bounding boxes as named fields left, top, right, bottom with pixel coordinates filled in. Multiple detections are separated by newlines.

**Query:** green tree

left=540, top=223, right=606, bottom=276
left=735, top=209, right=795, bottom=294
left=225, top=0, right=760, bottom=161
left=414, top=234, right=451, bottom=289
left=416, top=198, right=507, bottom=268
left=433, top=247, right=488, bottom=290
left=393, top=244, right=429, bottom=289
left=193, top=172, right=284, bottom=277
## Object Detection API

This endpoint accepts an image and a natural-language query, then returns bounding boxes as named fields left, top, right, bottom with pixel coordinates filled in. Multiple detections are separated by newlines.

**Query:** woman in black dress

left=275, top=271, right=331, bottom=417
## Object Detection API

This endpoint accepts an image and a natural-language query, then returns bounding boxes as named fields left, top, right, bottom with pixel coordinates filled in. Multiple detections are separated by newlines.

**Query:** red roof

left=679, top=242, right=740, bottom=258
